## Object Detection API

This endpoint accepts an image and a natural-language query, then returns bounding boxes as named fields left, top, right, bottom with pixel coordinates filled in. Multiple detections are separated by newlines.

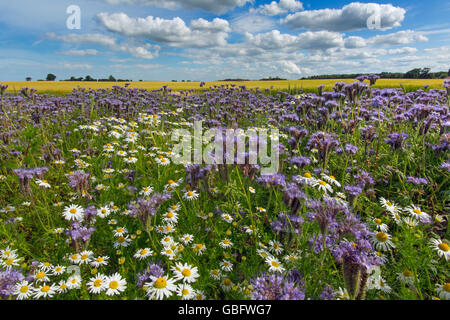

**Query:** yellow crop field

left=0, top=78, right=446, bottom=94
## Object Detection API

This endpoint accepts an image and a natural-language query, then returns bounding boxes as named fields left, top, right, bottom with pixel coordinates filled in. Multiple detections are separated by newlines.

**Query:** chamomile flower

left=14, top=281, right=32, bottom=300
left=194, top=290, right=206, bottom=300
left=146, top=275, right=177, bottom=300
left=52, top=265, right=66, bottom=275
left=105, top=273, right=127, bottom=296
left=169, top=203, right=181, bottom=212
left=219, top=239, right=233, bottom=249
left=265, top=257, right=285, bottom=273
left=65, top=274, right=82, bottom=289
left=180, top=234, right=194, bottom=245
left=257, top=249, right=273, bottom=260
left=397, top=269, right=415, bottom=286
left=155, top=156, right=170, bottom=166
left=134, top=248, right=153, bottom=260
left=379, top=198, right=399, bottom=214
left=54, top=228, right=65, bottom=235
left=90, top=256, right=109, bottom=268
left=402, top=216, right=419, bottom=228
left=124, top=156, right=138, bottom=164
left=210, top=269, right=222, bottom=280
left=79, top=250, right=94, bottom=265
left=35, top=179, right=51, bottom=188
left=163, top=211, right=179, bottom=224
left=87, top=274, right=108, bottom=294
left=405, top=204, right=431, bottom=223
left=335, top=287, right=350, bottom=300
left=284, top=253, right=300, bottom=263
left=1, top=254, right=20, bottom=270
left=244, top=225, right=257, bottom=234
left=429, top=238, right=450, bottom=261
left=68, top=253, right=81, bottom=264
left=436, top=283, right=450, bottom=300
left=177, top=284, right=195, bottom=300
left=34, top=270, right=50, bottom=283
left=62, top=204, right=84, bottom=221
left=371, top=231, right=395, bottom=251
left=164, top=179, right=180, bottom=191
left=183, top=190, right=199, bottom=201
left=321, top=173, right=341, bottom=187
left=172, top=263, right=200, bottom=283
left=248, top=187, right=256, bottom=194
left=220, top=260, right=233, bottom=272
left=113, top=226, right=128, bottom=237
left=221, top=277, right=234, bottom=292
left=221, top=213, right=233, bottom=223
left=269, top=240, right=283, bottom=255
left=255, top=206, right=266, bottom=213
left=55, top=280, right=69, bottom=294
left=372, top=218, right=389, bottom=233
left=38, top=262, right=53, bottom=272
left=33, top=283, right=58, bottom=299
left=113, top=235, right=131, bottom=248
left=192, top=243, right=206, bottom=256
left=161, top=236, right=175, bottom=247
left=139, top=186, right=153, bottom=196
left=313, top=179, right=333, bottom=193
left=161, top=247, right=177, bottom=260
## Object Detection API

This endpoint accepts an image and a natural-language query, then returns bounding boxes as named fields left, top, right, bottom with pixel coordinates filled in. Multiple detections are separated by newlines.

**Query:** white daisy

left=33, top=283, right=58, bottom=299
left=146, top=275, right=177, bottom=300
left=172, top=262, right=200, bottom=283
left=134, top=248, right=153, bottom=260
left=14, top=281, right=33, bottom=300
left=87, top=274, right=108, bottom=294
left=265, top=257, right=285, bottom=273
left=429, top=238, right=450, bottom=261
left=177, top=284, right=196, bottom=300
left=62, top=204, right=84, bottom=221
left=105, top=273, right=127, bottom=296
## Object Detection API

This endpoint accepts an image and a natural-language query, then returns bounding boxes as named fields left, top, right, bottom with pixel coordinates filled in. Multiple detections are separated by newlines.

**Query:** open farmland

left=2, top=78, right=446, bottom=95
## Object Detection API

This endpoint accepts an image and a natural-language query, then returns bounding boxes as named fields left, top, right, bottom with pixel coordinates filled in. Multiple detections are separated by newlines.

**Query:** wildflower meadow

left=0, top=77, right=449, bottom=301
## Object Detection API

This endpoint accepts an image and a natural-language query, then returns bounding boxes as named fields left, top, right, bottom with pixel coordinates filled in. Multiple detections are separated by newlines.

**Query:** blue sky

left=0, top=0, right=449, bottom=81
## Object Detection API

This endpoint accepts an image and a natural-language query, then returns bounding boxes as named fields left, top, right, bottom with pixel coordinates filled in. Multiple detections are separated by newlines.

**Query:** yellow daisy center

left=41, top=285, right=50, bottom=293
left=182, top=269, right=191, bottom=277
left=20, top=286, right=29, bottom=293
left=69, top=208, right=77, bottom=214
left=402, top=269, right=413, bottom=277
left=154, top=278, right=167, bottom=289
left=438, top=243, right=449, bottom=252
left=413, top=209, right=422, bottom=215
left=36, top=272, right=45, bottom=279
left=376, top=232, right=388, bottom=242
left=109, top=281, right=119, bottom=290
left=443, top=283, right=450, bottom=292
left=271, top=261, right=279, bottom=268
left=94, top=280, right=103, bottom=287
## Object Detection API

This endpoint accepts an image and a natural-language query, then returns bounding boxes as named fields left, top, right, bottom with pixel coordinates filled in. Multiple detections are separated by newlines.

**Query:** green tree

left=46, top=73, right=56, bottom=81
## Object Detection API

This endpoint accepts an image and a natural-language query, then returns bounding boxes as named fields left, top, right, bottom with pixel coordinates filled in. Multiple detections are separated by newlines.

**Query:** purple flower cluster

left=251, top=273, right=305, bottom=300
left=0, top=269, right=24, bottom=298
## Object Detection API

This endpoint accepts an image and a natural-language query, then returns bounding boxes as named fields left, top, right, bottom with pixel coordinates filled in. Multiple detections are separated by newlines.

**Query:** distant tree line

left=301, top=68, right=450, bottom=80
left=26, top=74, right=135, bottom=82
left=219, top=76, right=287, bottom=81
left=63, top=75, right=132, bottom=82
